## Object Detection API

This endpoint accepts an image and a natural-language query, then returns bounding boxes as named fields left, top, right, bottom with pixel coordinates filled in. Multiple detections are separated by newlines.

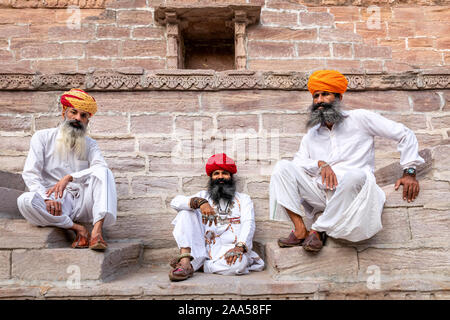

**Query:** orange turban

left=307, top=70, right=348, bottom=96
left=60, top=88, right=98, bottom=117
left=205, top=153, right=237, bottom=176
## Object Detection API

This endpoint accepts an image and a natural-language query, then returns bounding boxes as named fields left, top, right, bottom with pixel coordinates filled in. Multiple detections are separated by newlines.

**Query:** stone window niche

left=155, top=5, right=261, bottom=71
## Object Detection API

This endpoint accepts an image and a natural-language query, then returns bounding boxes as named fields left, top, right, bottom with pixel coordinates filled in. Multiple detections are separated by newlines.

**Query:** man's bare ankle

left=294, top=229, right=308, bottom=239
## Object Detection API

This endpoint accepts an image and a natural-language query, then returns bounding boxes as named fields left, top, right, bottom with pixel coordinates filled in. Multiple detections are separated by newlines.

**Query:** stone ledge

left=0, top=220, right=71, bottom=249
left=0, top=266, right=448, bottom=300
left=10, top=241, right=142, bottom=281
left=1, top=71, right=449, bottom=91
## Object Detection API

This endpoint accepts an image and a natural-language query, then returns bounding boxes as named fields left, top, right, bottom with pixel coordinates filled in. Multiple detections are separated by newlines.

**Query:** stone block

left=374, top=148, right=432, bottom=187
left=130, top=114, right=173, bottom=134
left=11, top=242, right=142, bottom=281
left=131, top=176, right=179, bottom=196
left=260, top=10, right=298, bottom=27
left=248, top=41, right=296, bottom=58
left=0, top=171, right=26, bottom=190
left=0, top=187, right=24, bottom=219
left=266, top=242, right=359, bottom=281
left=0, top=251, right=10, bottom=279
left=104, top=214, right=177, bottom=249
left=143, top=247, right=178, bottom=265
left=383, top=179, right=450, bottom=208
left=358, top=248, right=450, bottom=279
left=0, top=115, right=32, bottom=132
left=0, top=220, right=71, bottom=249
left=408, top=208, right=450, bottom=247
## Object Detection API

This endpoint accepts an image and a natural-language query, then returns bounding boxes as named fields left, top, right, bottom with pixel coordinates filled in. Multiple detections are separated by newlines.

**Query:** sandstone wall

left=0, top=0, right=449, bottom=252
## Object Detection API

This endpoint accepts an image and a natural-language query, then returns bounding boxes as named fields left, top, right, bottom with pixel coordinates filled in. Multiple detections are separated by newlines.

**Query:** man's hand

left=44, top=199, right=62, bottom=216
left=200, top=202, right=217, bottom=226
left=46, top=175, right=73, bottom=199
left=318, top=161, right=338, bottom=190
left=395, top=175, right=420, bottom=202
left=224, top=247, right=244, bottom=266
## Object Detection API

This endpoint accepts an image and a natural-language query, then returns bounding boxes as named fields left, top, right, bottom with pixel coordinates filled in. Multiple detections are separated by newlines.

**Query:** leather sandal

left=169, top=253, right=194, bottom=282
left=302, top=230, right=327, bottom=252
left=71, top=233, right=90, bottom=249
left=277, top=231, right=306, bottom=248
left=89, top=234, right=108, bottom=251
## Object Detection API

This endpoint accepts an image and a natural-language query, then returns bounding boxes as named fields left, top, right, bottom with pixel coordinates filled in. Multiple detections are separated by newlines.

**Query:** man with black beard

left=269, top=70, right=424, bottom=252
left=17, top=89, right=117, bottom=250
left=169, top=153, right=264, bottom=281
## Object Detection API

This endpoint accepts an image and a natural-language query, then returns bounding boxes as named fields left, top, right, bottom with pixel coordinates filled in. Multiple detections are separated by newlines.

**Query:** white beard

left=55, top=120, right=87, bottom=160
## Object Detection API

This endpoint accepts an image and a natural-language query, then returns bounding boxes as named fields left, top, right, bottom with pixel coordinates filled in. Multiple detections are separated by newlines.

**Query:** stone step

left=0, top=187, right=24, bottom=219
left=266, top=241, right=359, bottom=282
left=10, top=241, right=143, bottom=282
left=0, top=219, right=72, bottom=249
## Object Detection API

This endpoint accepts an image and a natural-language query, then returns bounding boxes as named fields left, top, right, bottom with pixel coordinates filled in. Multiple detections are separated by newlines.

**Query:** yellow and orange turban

left=60, top=88, right=97, bottom=117
left=307, top=70, right=348, bottom=96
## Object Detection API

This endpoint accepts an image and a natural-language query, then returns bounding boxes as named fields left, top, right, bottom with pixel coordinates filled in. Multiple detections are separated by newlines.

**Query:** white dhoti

left=269, top=160, right=386, bottom=242
left=17, top=167, right=117, bottom=229
left=172, top=209, right=264, bottom=275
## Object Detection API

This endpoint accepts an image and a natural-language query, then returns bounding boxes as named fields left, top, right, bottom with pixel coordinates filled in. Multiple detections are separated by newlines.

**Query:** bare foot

left=70, top=223, right=89, bottom=238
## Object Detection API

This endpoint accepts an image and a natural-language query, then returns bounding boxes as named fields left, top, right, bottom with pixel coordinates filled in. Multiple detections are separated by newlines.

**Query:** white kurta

left=270, top=109, right=425, bottom=242
left=17, top=128, right=117, bottom=229
left=171, top=191, right=264, bottom=275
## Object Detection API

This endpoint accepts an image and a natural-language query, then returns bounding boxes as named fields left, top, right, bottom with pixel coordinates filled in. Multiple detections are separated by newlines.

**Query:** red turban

left=205, top=153, right=237, bottom=176
left=307, top=70, right=348, bottom=96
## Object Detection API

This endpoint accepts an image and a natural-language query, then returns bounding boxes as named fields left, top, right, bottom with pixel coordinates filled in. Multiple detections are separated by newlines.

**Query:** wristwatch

left=403, top=167, right=416, bottom=177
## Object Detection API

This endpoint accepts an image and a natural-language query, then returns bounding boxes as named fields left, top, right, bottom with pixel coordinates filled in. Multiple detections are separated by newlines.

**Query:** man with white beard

left=270, top=70, right=424, bottom=252
left=17, top=89, right=117, bottom=250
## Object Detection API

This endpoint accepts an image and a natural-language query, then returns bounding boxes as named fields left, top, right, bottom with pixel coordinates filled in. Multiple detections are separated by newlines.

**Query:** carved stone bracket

left=0, top=71, right=449, bottom=91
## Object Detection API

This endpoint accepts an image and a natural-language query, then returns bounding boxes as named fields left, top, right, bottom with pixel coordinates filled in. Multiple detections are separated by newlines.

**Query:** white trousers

left=172, top=209, right=261, bottom=275
left=17, top=167, right=117, bottom=229
left=269, top=160, right=385, bottom=242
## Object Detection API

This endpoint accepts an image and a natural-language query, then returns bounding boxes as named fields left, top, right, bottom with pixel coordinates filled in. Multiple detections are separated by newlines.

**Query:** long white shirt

left=171, top=191, right=256, bottom=251
left=22, top=127, right=109, bottom=201
left=294, top=109, right=425, bottom=185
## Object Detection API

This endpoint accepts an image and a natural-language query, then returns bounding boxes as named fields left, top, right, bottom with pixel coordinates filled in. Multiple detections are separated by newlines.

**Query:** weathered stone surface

left=0, top=171, right=26, bottom=190
left=104, top=214, right=177, bottom=249
left=11, top=242, right=142, bottom=281
left=374, top=148, right=432, bottom=187
left=408, top=208, right=450, bottom=247
left=358, top=248, right=450, bottom=279
left=0, top=220, right=71, bottom=249
left=0, top=251, right=10, bottom=279
left=143, top=247, right=178, bottom=265
left=266, top=242, right=359, bottom=282
left=383, top=179, right=450, bottom=208
left=0, top=187, right=24, bottom=219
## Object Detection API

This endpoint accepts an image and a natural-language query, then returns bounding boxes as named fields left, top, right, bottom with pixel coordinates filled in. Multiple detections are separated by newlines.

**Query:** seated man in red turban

left=169, top=153, right=264, bottom=281
left=17, top=89, right=117, bottom=250
left=270, top=70, right=424, bottom=252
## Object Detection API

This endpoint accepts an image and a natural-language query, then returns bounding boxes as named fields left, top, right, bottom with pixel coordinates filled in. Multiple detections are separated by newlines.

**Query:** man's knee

left=340, top=170, right=366, bottom=190
left=17, top=192, right=40, bottom=210
left=272, top=160, right=296, bottom=178
left=17, top=192, right=42, bottom=223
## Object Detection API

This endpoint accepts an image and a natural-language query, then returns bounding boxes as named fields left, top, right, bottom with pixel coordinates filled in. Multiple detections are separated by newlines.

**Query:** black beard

left=306, top=99, right=346, bottom=129
left=207, top=176, right=236, bottom=204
